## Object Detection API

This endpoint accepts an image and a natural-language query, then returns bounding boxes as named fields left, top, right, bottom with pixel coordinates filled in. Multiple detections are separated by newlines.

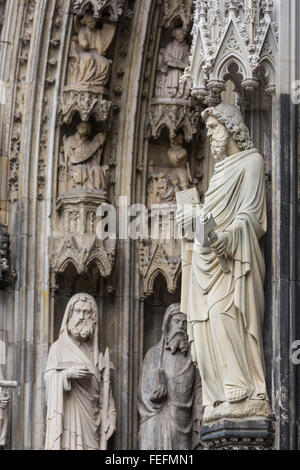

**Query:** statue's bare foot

left=226, top=388, right=248, bottom=403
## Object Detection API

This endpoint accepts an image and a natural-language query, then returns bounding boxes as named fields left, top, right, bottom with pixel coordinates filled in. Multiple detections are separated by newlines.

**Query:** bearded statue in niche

left=66, top=15, right=116, bottom=92
left=155, top=27, right=190, bottom=100
left=45, top=293, right=116, bottom=450
left=58, top=121, right=108, bottom=194
left=138, top=304, right=202, bottom=450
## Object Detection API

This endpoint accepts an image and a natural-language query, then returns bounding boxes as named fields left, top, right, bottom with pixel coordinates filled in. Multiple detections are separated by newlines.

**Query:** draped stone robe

left=63, top=132, right=108, bottom=191
left=181, top=149, right=268, bottom=407
left=45, top=329, right=114, bottom=450
left=138, top=342, right=201, bottom=450
left=163, top=39, right=189, bottom=98
left=76, top=24, right=116, bottom=88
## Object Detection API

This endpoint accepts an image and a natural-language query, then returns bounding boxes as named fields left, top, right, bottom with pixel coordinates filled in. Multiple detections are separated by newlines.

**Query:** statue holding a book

left=176, top=104, right=271, bottom=423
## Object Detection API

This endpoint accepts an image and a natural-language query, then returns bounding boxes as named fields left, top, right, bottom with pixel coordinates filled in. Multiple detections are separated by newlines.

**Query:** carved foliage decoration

left=0, top=224, right=11, bottom=288
left=186, top=0, right=278, bottom=104
left=70, top=0, right=126, bottom=22
left=8, top=0, right=37, bottom=201
left=0, top=0, right=5, bottom=34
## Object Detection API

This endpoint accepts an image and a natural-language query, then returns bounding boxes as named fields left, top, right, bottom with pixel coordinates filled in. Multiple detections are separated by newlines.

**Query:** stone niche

left=140, top=5, right=207, bottom=302
left=143, top=274, right=181, bottom=357
left=50, top=3, right=121, bottom=342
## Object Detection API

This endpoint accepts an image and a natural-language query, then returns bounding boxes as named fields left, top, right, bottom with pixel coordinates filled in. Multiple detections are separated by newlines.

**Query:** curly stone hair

left=201, top=104, right=254, bottom=151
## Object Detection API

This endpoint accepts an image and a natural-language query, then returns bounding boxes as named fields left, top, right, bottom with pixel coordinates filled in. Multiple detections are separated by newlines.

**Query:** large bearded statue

left=44, top=293, right=116, bottom=450
left=177, top=104, right=271, bottom=423
left=138, top=304, right=202, bottom=450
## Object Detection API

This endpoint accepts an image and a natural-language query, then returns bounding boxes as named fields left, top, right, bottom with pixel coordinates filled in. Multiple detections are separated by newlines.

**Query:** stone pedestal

left=201, top=418, right=274, bottom=450
left=50, top=191, right=116, bottom=280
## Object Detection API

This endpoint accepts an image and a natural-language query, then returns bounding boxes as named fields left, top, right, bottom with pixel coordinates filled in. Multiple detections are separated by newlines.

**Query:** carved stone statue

left=147, top=171, right=175, bottom=206
left=155, top=27, right=190, bottom=100
left=59, top=121, right=108, bottom=193
left=138, top=303, right=202, bottom=450
left=67, top=15, right=116, bottom=92
left=45, top=293, right=117, bottom=450
left=177, top=104, right=271, bottom=423
left=147, top=134, right=191, bottom=206
left=167, top=133, right=191, bottom=191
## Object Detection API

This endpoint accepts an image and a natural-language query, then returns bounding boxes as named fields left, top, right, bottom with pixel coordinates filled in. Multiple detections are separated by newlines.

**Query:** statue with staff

left=44, top=293, right=116, bottom=450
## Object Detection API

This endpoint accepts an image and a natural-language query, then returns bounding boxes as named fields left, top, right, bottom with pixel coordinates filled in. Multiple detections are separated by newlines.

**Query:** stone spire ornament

left=183, top=0, right=278, bottom=104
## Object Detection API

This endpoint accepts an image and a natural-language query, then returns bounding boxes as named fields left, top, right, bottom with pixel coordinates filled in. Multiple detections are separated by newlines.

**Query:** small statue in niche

left=138, top=304, right=202, bottom=450
left=167, top=133, right=191, bottom=191
left=45, top=293, right=117, bottom=450
left=155, top=27, right=190, bottom=99
left=67, top=15, right=116, bottom=91
left=147, top=171, right=175, bottom=206
left=147, top=134, right=191, bottom=206
left=59, top=121, right=108, bottom=193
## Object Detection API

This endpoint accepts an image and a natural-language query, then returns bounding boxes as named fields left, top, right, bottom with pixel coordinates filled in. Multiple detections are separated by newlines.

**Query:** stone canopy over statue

left=138, top=304, right=202, bottom=450
left=176, top=104, right=271, bottom=423
left=44, top=293, right=116, bottom=450
left=67, top=15, right=116, bottom=93
left=59, top=121, right=108, bottom=194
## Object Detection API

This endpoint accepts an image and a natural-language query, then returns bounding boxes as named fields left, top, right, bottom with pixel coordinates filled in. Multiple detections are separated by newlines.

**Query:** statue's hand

left=210, top=232, right=229, bottom=257
left=150, top=384, right=167, bottom=404
left=95, top=132, right=107, bottom=146
left=0, top=394, right=10, bottom=409
left=105, top=414, right=116, bottom=441
left=66, top=365, right=93, bottom=380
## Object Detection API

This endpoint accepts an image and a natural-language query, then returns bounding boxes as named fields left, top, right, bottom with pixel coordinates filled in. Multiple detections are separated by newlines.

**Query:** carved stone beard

left=211, top=131, right=229, bottom=161
left=165, top=330, right=189, bottom=356
left=68, top=316, right=95, bottom=341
